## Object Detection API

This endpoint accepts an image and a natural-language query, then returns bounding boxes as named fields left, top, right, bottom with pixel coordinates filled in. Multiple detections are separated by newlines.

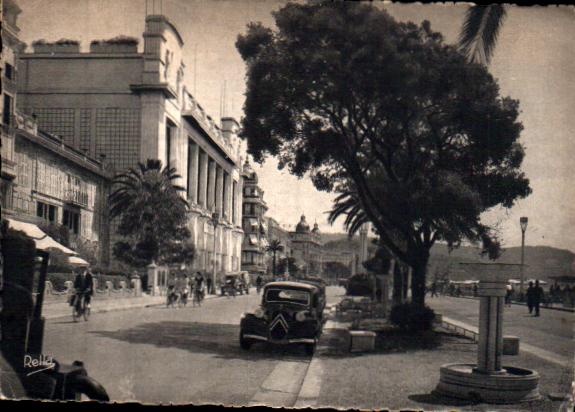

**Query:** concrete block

left=348, top=330, right=376, bottom=353
left=503, top=336, right=520, bottom=355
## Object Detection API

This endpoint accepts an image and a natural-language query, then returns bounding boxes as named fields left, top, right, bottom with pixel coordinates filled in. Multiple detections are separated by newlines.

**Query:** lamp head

left=520, top=216, right=528, bottom=232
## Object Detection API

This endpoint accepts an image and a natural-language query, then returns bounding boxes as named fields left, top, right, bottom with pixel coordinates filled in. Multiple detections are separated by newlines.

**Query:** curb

left=441, top=316, right=571, bottom=366
left=449, top=295, right=575, bottom=313
left=294, top=319, right=346, bottom=408
left=44, top=294, right=224, bottom=320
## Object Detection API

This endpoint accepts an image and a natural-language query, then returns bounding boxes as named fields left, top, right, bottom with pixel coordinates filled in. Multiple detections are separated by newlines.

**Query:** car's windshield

left=265, top=288, right=310, bottom=306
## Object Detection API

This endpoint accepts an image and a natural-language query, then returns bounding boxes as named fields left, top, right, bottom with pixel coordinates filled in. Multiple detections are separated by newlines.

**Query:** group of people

left=167, top=272, right=208, bottom=308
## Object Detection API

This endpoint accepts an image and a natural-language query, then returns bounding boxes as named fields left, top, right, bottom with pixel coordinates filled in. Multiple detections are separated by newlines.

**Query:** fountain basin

left=435, top=363, right=541, bottom=404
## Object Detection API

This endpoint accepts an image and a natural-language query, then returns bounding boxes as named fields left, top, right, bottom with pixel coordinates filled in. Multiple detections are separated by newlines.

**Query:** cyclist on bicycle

left=73, top=266, right=94, bottom=309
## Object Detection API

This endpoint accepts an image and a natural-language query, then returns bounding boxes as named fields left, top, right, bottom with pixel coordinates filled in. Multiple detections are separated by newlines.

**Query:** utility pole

left=520, top=216, right=528, bottom=296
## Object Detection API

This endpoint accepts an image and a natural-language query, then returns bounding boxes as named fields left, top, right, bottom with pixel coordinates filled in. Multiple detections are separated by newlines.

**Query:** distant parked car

left=239, top=281, right=325, bottom=355
left=221, top=272, right=249, bottom=296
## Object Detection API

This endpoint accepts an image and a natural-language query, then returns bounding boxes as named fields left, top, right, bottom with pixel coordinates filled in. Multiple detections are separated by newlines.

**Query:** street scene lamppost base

left=436, top=363, right=541, bottom=404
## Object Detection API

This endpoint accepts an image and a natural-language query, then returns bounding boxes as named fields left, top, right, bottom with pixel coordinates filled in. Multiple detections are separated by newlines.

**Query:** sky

left=15, top=1, right=575, bottom=252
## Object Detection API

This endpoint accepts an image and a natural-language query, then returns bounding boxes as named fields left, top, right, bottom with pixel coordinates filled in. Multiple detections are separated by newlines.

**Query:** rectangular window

left=3, top=94, right=13, bottom=126
left=5, top=63, right=14, bottom=80
left=37, top=201, right=57, bottom=223
left=63, top=209, right=80, bottom=234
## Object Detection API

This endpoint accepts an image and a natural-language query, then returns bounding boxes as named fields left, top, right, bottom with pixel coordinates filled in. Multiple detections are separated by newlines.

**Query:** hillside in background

left=322, top=233, right=575, bottom=283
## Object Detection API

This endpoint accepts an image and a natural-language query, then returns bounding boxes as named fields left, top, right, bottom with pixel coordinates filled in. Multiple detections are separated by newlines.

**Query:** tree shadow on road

left=408, top=392, right=479, bottom=407
left=88, top=321, right=311, bottom=362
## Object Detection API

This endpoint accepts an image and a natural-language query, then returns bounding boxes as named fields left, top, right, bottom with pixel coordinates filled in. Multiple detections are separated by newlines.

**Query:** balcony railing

left=64, top=188, right=89, bottom=207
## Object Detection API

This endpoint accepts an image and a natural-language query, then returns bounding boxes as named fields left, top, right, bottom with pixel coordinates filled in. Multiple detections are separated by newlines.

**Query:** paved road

left=428, top=296, right=574, bottom=358
left=42, top=287, right=343, bottom=406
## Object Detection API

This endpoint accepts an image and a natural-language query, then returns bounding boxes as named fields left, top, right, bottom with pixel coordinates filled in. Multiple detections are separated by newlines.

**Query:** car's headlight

left=295, top=311, right=307, bottom=322
left=254, top=308, right=265, bottom=318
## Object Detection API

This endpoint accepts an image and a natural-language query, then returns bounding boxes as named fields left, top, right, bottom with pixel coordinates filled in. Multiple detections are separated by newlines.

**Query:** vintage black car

left=239, top=281, right=325, bottom=355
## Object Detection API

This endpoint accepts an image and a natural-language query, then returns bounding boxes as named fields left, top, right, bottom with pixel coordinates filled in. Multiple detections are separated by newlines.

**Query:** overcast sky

left=16, top=1, right=575, bottom=252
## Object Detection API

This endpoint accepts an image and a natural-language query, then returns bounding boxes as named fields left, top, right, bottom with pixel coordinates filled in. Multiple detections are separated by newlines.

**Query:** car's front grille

left=269, top=313, right=289, bottom=340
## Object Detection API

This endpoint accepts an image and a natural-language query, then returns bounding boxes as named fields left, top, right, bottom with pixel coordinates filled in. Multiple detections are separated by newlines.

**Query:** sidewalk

left=42, top=293, right=219, bottom=320
left=295, top=322, right=573, bottom=411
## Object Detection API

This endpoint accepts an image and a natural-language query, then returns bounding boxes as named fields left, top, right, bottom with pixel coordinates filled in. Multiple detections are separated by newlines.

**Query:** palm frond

left=458, top=5, right=506, bottom=65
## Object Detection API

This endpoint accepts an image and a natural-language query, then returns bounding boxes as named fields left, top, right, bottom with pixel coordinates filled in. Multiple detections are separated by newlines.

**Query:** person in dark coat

left=526, top=281, right=535, bottom=315
left=533, top=280, right=544, bottom=316
left=73, top=267, right=94, bottom=308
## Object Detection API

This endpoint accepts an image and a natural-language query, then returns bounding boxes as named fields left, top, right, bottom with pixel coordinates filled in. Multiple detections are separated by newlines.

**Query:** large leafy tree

left=237, top=2, right=531, bottom=308
left=109, top=159, right=194, bottom=268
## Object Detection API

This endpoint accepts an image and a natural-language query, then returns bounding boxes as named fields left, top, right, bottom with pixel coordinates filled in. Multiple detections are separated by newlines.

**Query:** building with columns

left=241, top=160, right=268, bottom=275
left=16, top=12, right=244, bottom=273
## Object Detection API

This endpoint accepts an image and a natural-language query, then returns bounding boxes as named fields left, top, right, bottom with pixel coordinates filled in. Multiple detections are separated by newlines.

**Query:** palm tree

left=265, top=239, right=284, bottom=276
left=458, top=5, right=507, bottom=65
left=108, top=159, right=190, bottom=266
left=327, top=189, right=369, bottom=237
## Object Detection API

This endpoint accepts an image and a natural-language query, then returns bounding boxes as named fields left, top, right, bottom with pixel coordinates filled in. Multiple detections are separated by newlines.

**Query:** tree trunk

left=410, top=250, right=430, bottom=309
left=272, top=252, right=276, bottom=276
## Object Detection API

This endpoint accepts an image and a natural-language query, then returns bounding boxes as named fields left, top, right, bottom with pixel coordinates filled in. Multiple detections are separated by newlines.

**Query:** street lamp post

left=520, top=216, right=528, bottom=296
left=211, top=212, right=219, bottom=295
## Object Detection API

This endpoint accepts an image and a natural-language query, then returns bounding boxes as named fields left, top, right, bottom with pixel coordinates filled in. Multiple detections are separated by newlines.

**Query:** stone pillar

left=105, top=281, right=113, bottom=296
left=470, top=263, right=514, bottom=374
left=147, top=262, right=159, bottom=296
left=199, top=151, right=208, bottom=208
left=187, top=141, right=199, bottom=204
left=224, top=172, right=232, bottom=222
left=216, top=166, right=224, bottom=216
left=131, top=275, right=142, bottom=297
left=208, top=159, right=216, bottom=211
left=232, top=180, right=238, bottom=225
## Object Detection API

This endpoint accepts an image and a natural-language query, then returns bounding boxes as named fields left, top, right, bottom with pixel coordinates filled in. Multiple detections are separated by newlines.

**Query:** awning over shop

left=260, top=221, right=267, bottom=233
left=68, top=256, right=89, bottom=266
left=6, top=218, right=77, bottom=256
left=249, top=234, right=258, bottom=245
left=249, top=218, right=259, bottom=228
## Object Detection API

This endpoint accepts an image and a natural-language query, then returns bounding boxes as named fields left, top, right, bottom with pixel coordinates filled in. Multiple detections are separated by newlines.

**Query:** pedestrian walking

left=430, top=282, right=438, bottom=298
left=526, top=281, right=535, bottom=315
left=505, top=283, right=513, bottom=307
left=533, top=280, right=544, bottom=316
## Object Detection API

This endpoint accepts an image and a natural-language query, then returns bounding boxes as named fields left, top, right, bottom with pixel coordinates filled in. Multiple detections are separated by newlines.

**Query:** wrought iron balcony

left=64, top=188, right=89, bottom=207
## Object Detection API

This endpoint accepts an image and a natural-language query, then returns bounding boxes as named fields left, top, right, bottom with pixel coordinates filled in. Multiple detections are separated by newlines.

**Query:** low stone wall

left=42, top=279, right=142, bottom=304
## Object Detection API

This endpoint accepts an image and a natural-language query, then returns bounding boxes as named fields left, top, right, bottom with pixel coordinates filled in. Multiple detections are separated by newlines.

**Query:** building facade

left=1, top=0, right=110, bottom=265
left=16, top=13, right=244, bottom=274
left=241, top=161, right=268, bottom=275
left=289, top=215, right=323, bottom=276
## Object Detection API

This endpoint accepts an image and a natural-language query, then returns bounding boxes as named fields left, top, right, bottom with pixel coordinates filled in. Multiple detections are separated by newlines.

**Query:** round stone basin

left=435, top=363, right=541, bottom=404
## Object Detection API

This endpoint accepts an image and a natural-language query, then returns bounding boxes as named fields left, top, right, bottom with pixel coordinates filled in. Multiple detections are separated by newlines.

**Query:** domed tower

left=295, top=215, right=310, bottom=233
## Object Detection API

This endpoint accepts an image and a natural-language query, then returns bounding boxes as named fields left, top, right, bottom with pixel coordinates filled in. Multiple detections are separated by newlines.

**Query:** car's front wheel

left=239, top=331, right=252, bottom=350
left=304, top=343, right=315, bottom=356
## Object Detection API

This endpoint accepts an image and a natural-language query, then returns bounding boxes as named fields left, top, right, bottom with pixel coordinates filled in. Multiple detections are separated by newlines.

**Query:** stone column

left=232, top=180, right=238, bottom=225
left=187, top=141, right=199, bottom=204
left=223, top=172, right=231, bottom=222
left=147, top=262, right=159, bottom=296
left=216, top=166, right=224, bottom=216
left=199, top=151, right=208, bottom=207
left=468, top=263, right=515, bottom=374
left=208, top=159, right=216, bottom=211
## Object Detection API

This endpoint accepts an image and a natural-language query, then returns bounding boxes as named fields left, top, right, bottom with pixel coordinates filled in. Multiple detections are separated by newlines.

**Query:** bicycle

left=72, top=292, right=90, bottom=322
